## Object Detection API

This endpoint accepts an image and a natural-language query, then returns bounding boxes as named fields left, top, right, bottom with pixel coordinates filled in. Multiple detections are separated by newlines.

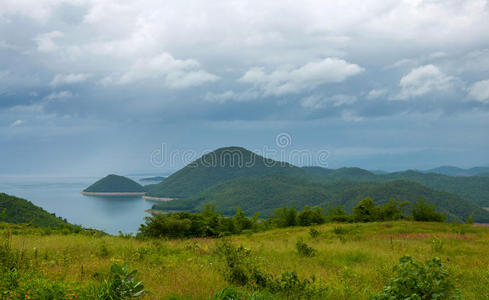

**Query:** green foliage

left=153, top=175, right=485, bottom=222
left=297, top=206, right=325, bottom=226
left=216, top=239, right=327, bottom=298
left=327, top=205, right=351, bottom=222
left=138, top=205, right=259, bottom=238
left=97, top=262, right=146, bottom=299
left=83, top=174, right=144, bottom=193
left=353, top=197, right=380, bottom=222
left=308, top=228, right=321, bottom=239
left=0, top=193, right=77, bottom=228
left=295, top=239, right=316, bottom=257
left=372, top=256, right=460, bottom=300
left=431, top=237, right=444, bottom=253
left=412, top=199, right=446, bottom=222
left=146, top=147, right=306, bottom=198
left=270, top=206, right=297, bottom=227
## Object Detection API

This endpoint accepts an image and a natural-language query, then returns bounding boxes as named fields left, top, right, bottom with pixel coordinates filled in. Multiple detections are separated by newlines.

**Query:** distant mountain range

left=423, top=166, right=489, bottom=177
left=146, top=147, right=489, bottom=222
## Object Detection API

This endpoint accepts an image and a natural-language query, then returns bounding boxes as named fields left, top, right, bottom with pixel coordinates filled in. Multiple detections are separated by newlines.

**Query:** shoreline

left=81, top=192, right=146, bottom=196
left=142, top=195, right=175, bottom=202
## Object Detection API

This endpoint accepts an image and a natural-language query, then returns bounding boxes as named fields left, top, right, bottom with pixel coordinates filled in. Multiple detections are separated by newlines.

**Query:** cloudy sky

left=1, top=0, right=489, bottom=176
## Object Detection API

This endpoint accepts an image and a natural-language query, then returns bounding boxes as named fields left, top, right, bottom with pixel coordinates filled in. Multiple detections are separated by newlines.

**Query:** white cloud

left=204, top=90, right=259, bottom=103
left=467, top=79, right=489, bottom=103
left=367, top=88, right=388, bottom=99
left=44, top=90, right=73, bottom=100
left=50, top=73, right=91, bottom=87
left=106, top=52, right=218, bottom=88
left=34, top=31, right=63, bottom=52
left=10, top=119, right=24, bottom=127
left=301, top=94, right=356, bottom=109
left=240, top=58, right=364, bottom=96
left=396, top=65, right=455, bottom=100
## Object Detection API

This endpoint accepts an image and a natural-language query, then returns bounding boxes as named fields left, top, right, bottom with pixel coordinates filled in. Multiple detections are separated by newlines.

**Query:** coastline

left=142, top=195, right=175, bottom=202
left=81, top=192, right=146, bottom=196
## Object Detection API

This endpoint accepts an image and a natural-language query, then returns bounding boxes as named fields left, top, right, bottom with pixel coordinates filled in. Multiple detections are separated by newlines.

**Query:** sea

left=0, top=175, right=163, bottom=235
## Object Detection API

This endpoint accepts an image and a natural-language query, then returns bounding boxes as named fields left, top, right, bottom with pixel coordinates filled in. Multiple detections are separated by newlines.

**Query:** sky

left=1, top=0, right=489, bottom=176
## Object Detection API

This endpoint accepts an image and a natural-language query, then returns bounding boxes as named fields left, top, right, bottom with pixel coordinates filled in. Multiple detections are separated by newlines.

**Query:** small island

left=139, top=176, right=166, bottom=182
left=82, top=174, right=145, bottom=196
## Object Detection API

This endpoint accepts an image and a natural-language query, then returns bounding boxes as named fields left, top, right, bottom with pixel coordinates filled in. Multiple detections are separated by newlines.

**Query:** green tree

left=412, top=199, right=445, bottom=222
left=353, top=197, right=380, bottom=222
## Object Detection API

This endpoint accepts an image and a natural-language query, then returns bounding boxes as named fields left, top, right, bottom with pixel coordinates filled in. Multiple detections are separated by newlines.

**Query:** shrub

left=412, top=199, right=446, bottom=222
left=297, top=206, right=325, bottom=226
left=308, top=228, right=321, bottom=239
left=372, top=256, right=460, bottom=299
left=270, top=207, right=297, bottom=227
left=431, top=236, right=443, bottom=253
left=296, top=239, right=317, bottom=257
left=327, top=205, right=351, bottom=222
left=97, top=262, right=146, bottom=299
left=353, top=197, right=380, bottom=222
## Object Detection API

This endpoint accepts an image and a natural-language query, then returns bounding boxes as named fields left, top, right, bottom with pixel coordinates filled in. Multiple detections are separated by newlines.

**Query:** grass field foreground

left=2, top=221, right=489, bottom=299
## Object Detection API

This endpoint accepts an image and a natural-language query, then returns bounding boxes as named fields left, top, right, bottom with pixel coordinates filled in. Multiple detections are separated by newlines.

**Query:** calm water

left=0, top=176, right=162, bottom=235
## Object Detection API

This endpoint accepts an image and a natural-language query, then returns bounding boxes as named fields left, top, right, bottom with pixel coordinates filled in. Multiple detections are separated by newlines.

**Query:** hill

left=304, top=167, right=489, bottom=207
left=0, top=193, right=72, bottom=227
left=83, top=174, right=144, bottom=194
left=146, top=147, right=306, bottom=198
left=425, top=166, right=489, bottom=176
left=152, top=175, right=489, bottom=222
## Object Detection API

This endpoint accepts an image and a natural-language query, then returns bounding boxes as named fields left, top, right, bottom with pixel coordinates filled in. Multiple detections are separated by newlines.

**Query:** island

left=82, top=174, right=145, bottom=196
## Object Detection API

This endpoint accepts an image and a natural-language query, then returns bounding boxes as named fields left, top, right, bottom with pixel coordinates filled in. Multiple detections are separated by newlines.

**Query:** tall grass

left=1, top=221, right=489, bottom=299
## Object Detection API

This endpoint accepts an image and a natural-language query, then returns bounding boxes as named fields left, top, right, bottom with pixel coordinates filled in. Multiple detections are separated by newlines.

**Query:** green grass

left=2, top=221, right=489, bottom=299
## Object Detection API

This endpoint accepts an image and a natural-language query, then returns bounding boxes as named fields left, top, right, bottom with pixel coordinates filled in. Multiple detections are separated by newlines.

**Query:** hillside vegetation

left=83, top=174, right=144, bottom=193
left=303, top=167, right=489, bottom=207
left=0, top=193, right=73, bottom=228
left=146, top=147, right=305, bottom=198
left=1, top=221, right=488, bottom=299
left=153, top=175, right=489, bottom=222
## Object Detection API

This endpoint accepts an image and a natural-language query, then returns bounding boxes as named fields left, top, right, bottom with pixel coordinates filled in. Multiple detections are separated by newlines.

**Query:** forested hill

left=146, top=146, right=306, bottom=198
left=0, top=193, right=71, bottom=227
left=303, top=167, right=489, bottom=207
left=83, top=174, right=144, bottom=193
left=152, top=175, right=489, bottom=222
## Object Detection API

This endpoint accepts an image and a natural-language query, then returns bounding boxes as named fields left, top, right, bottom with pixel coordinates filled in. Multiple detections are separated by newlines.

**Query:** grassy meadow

left=2, top=221, right=489, bottom=299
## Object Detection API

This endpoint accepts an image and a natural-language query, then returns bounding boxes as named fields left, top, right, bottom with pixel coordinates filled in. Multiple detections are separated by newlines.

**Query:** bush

left=297, top=206, right=325, bottom=226
left=270, top=207, right=298, bottom=228
left=308, top=228, right=321, bottom=239
left=216, top=240, right=327, bottom=298
left=412, top=199, right=446, bottom=222
left=97, top=262, right=146, bottom=299
left=353, top=198, right=380, bottom=222
left=296, top=239, right=317, bottom=257
left=372, top=256, right=460, bottom=299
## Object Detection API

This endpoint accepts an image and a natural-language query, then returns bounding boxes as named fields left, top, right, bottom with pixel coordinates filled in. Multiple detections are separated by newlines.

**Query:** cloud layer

left=1, top=0, right=489, bottom=174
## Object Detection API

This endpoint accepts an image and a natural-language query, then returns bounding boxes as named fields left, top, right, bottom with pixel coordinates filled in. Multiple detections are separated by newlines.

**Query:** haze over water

left=0, top=176, right=158, bottom=234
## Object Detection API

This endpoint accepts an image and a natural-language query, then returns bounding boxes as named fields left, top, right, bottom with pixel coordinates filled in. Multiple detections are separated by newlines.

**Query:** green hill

left=83, top=174, right=144, bottom=193
left=304, top=167, right=489, bottom=207
left=152, top=175, right=489, bottom=222
left=0, top=193, right=71, bottom=227
left=146, top=147, right=306, bottom=198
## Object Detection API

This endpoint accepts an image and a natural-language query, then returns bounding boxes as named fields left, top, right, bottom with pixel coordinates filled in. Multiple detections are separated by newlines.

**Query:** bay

left=0, top=176, right=161, bottom=235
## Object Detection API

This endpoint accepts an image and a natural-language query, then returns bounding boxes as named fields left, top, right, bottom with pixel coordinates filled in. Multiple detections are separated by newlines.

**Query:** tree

left=412, top=199, right=445, bottom=222
left=353, top=197, right=380, bottom=222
